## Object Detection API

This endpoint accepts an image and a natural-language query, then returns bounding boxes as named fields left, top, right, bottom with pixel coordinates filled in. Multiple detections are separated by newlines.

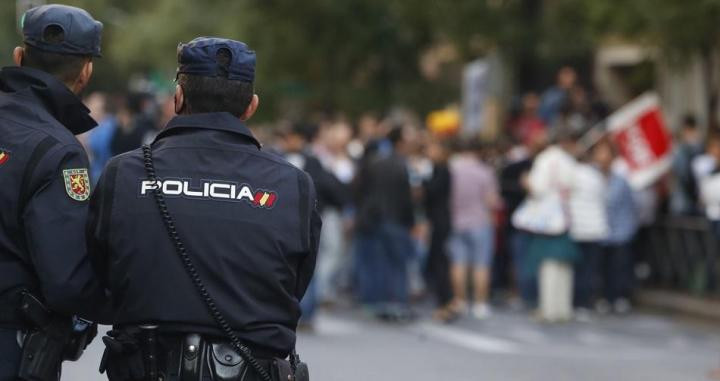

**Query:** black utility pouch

left=271, top=358, right=309, bottom=381
left=271, top=359, right=293, bottom=381
left=17, top=330, right=64, bottom=381
left=99, top=330, right=146, bottom=381
left=17, top=293, right=66, bottom=381
left=293, top=362, right=309, bottom=381
left=209, top=341, right=248, bottom=381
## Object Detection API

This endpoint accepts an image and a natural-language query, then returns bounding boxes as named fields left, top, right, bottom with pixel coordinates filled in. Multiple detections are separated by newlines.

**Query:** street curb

left=636, top=289, right=720, bottom=320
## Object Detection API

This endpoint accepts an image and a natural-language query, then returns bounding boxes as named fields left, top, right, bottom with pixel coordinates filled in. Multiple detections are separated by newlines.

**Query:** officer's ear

left=12, top=46, right=24, bottom=66
left=240, top=94, right=259, bottom=121
left=174, top=84, right=185, bottom=115
left=70, top=60, right=93, bottom=95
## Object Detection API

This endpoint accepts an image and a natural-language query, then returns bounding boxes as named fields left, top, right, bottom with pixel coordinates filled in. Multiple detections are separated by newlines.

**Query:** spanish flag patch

left=0, top=150, right=9, bottom=165
left=253, top=191, right=277, bottom=208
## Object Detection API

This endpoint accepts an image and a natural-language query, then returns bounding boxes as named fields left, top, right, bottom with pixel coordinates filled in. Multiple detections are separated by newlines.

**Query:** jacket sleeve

left=318, top=170, right=350, bottom=210
left=398, top=162, right=416, bottom=228
left=294, top=173, right=321, bottom=300
left=84, top=158, right=120, bottom=324
left=21, top=143, right=107, bottom=319
left=86, top=158, right=118, bottom=286
left=306, top=156, right=349, bottom=210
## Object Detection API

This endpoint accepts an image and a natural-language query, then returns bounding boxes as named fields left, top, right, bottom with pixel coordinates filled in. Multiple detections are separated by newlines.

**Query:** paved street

left=65, top=308, right=720, bottom=381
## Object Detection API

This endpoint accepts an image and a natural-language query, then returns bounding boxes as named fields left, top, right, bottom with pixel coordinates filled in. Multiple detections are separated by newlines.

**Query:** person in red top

left=509, top=92, right=546, bottom=146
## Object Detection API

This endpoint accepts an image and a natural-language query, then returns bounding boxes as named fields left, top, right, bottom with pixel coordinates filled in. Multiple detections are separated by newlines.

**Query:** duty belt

left=100, top=327, right=280, bottom=381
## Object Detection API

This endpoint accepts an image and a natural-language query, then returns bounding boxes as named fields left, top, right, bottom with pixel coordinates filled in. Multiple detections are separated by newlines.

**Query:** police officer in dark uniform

left=0, top=5, right=105, bottom=380
left=88, top=37, right=320, bottom=381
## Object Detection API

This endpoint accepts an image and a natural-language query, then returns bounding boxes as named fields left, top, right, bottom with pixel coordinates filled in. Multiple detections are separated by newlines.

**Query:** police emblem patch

left=0, top=150, right=9, bottom=165
left=63, top=168, right=91, bottom=201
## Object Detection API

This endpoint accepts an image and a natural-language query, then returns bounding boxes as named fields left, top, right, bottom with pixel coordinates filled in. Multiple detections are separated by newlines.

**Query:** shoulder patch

left=63, top=168, right=91, bottom=201
left=0, top=150, right=9, bottom=165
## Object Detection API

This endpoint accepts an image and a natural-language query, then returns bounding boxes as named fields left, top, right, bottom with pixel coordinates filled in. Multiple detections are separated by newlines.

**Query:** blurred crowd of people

left=77, top=65, right=720, bottom=327
left=671, top=114, right=720, bottom=233
left=79, top=91, right=175, bottom=183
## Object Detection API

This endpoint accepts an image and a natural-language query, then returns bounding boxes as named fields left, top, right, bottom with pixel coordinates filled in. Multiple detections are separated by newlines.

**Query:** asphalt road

left=64, top=308, right=720, bottom=381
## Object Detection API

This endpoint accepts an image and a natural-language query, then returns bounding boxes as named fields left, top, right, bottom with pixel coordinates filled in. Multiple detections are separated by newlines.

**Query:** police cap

left=176, top=37, right=255, bottom=82
left=22, top=4, right=103, bottom=57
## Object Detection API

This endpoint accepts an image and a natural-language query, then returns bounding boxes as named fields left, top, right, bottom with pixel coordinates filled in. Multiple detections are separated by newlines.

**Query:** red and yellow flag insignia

left=252, top=190, right=277, bottom=208
left=0, top=150, right=9, bottom=165
left=63, top=168, right=90, bottom=201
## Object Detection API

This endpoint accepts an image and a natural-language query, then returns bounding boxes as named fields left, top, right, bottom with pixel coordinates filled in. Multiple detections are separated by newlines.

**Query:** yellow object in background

left=427, top=108, right=460, bottom=136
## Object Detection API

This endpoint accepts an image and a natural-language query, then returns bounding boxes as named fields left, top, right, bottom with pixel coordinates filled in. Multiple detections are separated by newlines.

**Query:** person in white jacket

left=520, top=128, right=581, bottom=322
left=698, top=135, right=720, bottom=238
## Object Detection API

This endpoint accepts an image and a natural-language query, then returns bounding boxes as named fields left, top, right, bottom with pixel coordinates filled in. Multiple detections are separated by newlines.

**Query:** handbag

left=511, top=192, right=568, bottom=235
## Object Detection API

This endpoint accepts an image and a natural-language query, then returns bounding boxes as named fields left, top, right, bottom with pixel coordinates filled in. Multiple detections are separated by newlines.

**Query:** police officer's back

left=0, top=5, right=105, bottom=380
left=89, top=38, right=321, bottom=381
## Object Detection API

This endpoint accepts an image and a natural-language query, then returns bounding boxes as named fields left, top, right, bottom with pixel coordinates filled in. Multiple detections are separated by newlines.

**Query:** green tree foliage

left=0, top=4, right=19, bottom=68
left=242, top=0, right=441, bottom=116
left=1, top=0, right=719, bottom=118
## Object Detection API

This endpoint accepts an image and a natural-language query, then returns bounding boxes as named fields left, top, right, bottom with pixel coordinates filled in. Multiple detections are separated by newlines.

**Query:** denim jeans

left=573, top=241, right=601, bottom=308
left=424, top=224, right=452, bottom=307
left=510, top=229, right=536, bottom=306
left=601, top=243, right=634, bottom=302
left=299, top=209, right=345, bottom=323
left=314, top=209, right=347, bottom=303
left=354, top=222, right=413, bottom=308
left=447, top=225, right=494, bottom=268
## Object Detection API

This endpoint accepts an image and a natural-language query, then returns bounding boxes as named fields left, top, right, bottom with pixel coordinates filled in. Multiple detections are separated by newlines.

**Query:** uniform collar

left=155, top=112, right=261, bottom=149
left=0, top=66, right=97, bottom=134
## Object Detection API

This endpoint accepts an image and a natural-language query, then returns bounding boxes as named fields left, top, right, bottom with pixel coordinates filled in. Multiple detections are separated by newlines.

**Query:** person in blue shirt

left=538, top=66, right=577, bottom=126
left=593, top=139, right=639, bottom=314
left=83, top=92, right=118, bottom=183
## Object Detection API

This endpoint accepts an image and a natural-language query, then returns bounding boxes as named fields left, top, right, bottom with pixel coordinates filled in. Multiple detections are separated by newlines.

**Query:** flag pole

left=577, top=118, right=608, bottom=155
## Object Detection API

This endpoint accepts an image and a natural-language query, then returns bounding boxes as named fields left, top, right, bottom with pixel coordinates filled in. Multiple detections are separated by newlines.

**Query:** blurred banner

left=608, top=92, right=672, bottom=189
left=462, top=59, right=489, bottom=136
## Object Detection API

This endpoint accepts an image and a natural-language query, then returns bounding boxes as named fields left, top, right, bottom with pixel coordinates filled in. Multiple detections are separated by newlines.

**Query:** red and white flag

left=607, top=93, right=672, bottom=189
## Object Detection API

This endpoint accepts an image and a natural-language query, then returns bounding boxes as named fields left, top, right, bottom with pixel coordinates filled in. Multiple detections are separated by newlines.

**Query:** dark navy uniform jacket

left=88, top=112, right=321, bottom=357
left=0, top=66, right=106, bottom=324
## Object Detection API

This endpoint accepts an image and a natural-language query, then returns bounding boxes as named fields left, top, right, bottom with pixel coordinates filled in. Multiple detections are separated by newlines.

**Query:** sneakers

left=432, top=305, right=460, bottom=323
left=594, top=298, right=632, bottom=315
left=614, top=298, right=632, bottom=314
left=449, top=300, right=469, bottom=315
left=471, top=303, right=492, bottom=320
left=448, top=300, right=492, bottom=320
left=595, top=299, right=612, bottom=315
